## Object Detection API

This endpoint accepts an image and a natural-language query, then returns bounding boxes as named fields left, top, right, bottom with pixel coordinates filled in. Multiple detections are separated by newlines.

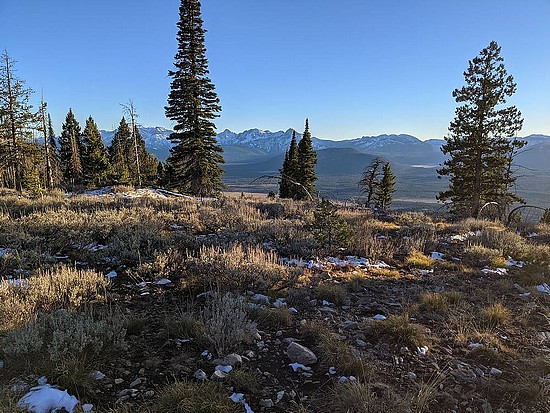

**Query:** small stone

left=489, top=367, right=502, bottom=377
left=194, top=369, right=207, bottom=381
left=276, top=390, right=285, bottom=403
left=129, top=378, right=142, bottom=388
left=243, top=350, right=256, bottom=358
left=114, top=378, right=124, bottom=385
left=221, top=353, right=242, bottom=366
left=144, top=390, right=155, bottom=398
left=287, top=342, right=318, bottom=365
left=260, top=398, right=274, bottom=408
left=211, top=370, right=228, bottom=379
left=82, top=404, right=94, bottom=413
left=373, top=314, right=386, bottom=320
left=356, top=339, right=368, bottom=347
left=407, top=372, right=417, bottom=380
left=342, top=320, right=358, bottom=330
left=215, top=365, right=233, bottom=373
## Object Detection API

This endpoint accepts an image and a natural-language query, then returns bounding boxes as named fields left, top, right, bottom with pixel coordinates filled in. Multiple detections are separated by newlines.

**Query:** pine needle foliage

left=297, top=119, right=317, bottom=200
left=437, top=41, right=524, bottom=218
left=59, top=108, right=83, bottom=190
left=165, top=0, right=224, bottom=196
left=279, top=130, right=300, bottom=198
left=82, top=116, right=110, bottom=187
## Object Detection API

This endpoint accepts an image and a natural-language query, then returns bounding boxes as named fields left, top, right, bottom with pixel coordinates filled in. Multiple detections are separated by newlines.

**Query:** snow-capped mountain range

left=99, top=127, right=550, bottom=168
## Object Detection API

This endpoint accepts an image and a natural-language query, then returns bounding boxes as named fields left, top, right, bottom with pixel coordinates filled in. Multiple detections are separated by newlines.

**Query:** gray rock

left=114, top=378, right=124, bottom=385
left=286, top=342, right=318, bottom=365
left=260, top=398, right=274, bottom=408
left=489, top=367, right=502, bottom=377
left=221, top=353, right=242, bottom=366
left=194, top=369, right=207, bottom=380
left=129, top=378, right=142, bottom=388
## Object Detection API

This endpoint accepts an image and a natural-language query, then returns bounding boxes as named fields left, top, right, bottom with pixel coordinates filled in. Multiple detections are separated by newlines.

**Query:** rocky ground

left=0, top=194, right=549, bottom=412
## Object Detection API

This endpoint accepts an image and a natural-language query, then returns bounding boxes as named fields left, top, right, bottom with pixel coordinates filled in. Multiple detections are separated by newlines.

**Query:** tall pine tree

left=358, top=157, right=383, bottom=208
left=279, top=130, right=299, bottom=198
left=82, top=116, right=110, bottom=187
left=437, top=41, right=524, bottom=217
left=109, top=117, right=131, bottom=184
left=164, top=0, right=224, bottom=196
left=374, top=162, right=396, bottom=211
left=296, top=119, right=317, bottom=200
left=59, top=109, right=83, bottom=190
left=0, top=50, right=38, bottom=191
left=47, top=114, right=62, bottom=187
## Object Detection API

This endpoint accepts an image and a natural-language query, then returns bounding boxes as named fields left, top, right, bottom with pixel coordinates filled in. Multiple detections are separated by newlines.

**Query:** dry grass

left=248, top=306, right=293, bottom=329
left=481, top=302, right=512, bottom=327
left=182, top=244, right=292, bottom=291
left=146, top=381, right=240, bottom=413
left=405, top=250, right=436, bottom=269
left=314, top=283, right=348, bottom=306
left=328, top=381, right=405, bottom=413
left=0, top=266, right=108, bottom=331
left=366, top=315, right=429, bottom=347
left=462, top=244, right=507, bottom=267
left=317, top=333, right=371, bottom=380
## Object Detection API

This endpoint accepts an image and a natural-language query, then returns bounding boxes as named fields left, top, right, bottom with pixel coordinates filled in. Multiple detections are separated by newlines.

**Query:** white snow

left=373, top=314, right=387, bottom=320
left=289, top=362, right=312, bottom=372
left=17, top=385, right=79, bottom=413
left=536, top=283, right=550, bottom=294
left=105, top=270, right=117, bottom=278
left=506, top=258, right=524, bottom=268
left=481, top=268, right=508, bottom=276
left=229, top=393, right=254, bottom=413
left=215, top=365, right=233, bottom=373
left=153, top=278, right=172, bottom=285
left=430, top=251, right=445, bottom=261
left=0, top=247, right=15, bottom=258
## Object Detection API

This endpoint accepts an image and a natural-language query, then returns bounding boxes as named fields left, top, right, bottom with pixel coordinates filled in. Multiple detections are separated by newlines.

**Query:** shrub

left=462, top=245, right=506, bottom=267
left=0, top=266, right=108, bottom=331
left=311, top=200, right=354, bottom=251
left=203, top=292, right=250, bottom=356
left=164, top=311, right=206, bottom=340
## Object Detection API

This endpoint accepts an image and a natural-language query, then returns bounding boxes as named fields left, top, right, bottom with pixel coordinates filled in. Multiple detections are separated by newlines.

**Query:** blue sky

left=1, top=0, right=549, bottom=140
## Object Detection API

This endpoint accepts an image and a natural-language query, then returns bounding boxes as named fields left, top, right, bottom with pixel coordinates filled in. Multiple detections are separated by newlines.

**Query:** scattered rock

left=260, top=398, right=274, bottom=407
left=286, top=342, right=318, bottom=365
left=194, top=369, right=207, bottom=381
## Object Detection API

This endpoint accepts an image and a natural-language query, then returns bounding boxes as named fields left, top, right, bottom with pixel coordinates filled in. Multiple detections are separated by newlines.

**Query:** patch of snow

left=417, top=346, right=429, bottom=356
left=289, top=362, right=312, bottom=372
left=328, top=366, right=336, bottom=375
left=215, top=365, right=233, bottom=373
left=373, top=314, right=387, bottom=320
left=431, top=251, right=445, bottom=261
left=506, top=258, right=524, bottom=268
left=0, top=247, right=15, bottom=258
left=90, top=371, right=105, bottom=380
left=229, top=393, right=254, bottom=413
left=481, top=268, right=508, bottom=276
left=468, top=343, right=483, bottom=349
left=17, top=385, right=79, bottom=413
left=536, top=283, right=550, bottom=294
left=105, top=270, right=117, bottom=278
left=153, top=278, right=172, bottom=285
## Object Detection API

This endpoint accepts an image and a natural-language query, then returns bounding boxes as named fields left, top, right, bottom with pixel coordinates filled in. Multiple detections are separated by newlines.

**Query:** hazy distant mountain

left=98, top=127, right=550, bottom=207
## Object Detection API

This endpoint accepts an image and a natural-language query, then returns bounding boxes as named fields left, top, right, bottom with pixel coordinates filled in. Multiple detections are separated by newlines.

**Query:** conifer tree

left=38, top=97, right=54, bottom=189
left=374, top=162, right=395, bottom=210
left=437, top=41, right=524, bottom=217
left=296, top=119, right=317, bottom=200
left=0, top=50, right=38, bottom=191
left=165, top=0, right=224, bottom=196
left=109, top=117, right=131, bottom=184
left=82, top=116, right=110, bottom=187
left=358, top=157, right=383, bottom=208
left=59, top=109, right=83, bottom=189
left=279, top=130, right=299, bottom=198
left=47, top=114, right=62, bottom=187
